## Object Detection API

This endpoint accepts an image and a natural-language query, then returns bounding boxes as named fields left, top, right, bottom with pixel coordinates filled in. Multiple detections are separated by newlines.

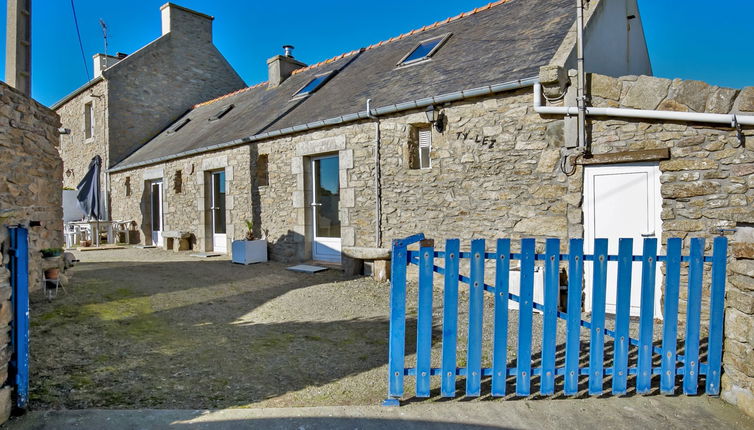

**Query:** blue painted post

left=589, top=239, right=608, bottom=395
left=9, top=227, right=29, bottom=409
left=684, top=238, right=705, bottom=395
left=565, top=239, right=584, bottom=396
left=637, top=238, right=658, bottom=394
left=492, top=239, right=511, bottom=396
left=516, top=238, right=535, bottom=396
left=466, top=239, right=485, bottom=396
left=706, top=236, right=727, bottom=395
left=612, top=238, right=633, bottom=395
left=385, top=238, right=409, bottom=404
left=415, top=239, right=435, bottom=397
left=441, top=239, right=460, bottom=398
left=541, top=239, right=559, bottom=395
left=660, top=238, right=682, bottom=395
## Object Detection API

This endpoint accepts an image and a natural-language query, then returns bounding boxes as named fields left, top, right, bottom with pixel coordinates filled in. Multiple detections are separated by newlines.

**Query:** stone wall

left=0, top=81, right=63, bottom=423
left=578, top=73, right=754, bottom=416
left=56, top=79, right=108, bottom=190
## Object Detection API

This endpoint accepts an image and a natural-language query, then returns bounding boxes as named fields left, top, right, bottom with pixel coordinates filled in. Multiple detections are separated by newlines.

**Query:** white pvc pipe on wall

left=533, top=83, right=754, bottom=127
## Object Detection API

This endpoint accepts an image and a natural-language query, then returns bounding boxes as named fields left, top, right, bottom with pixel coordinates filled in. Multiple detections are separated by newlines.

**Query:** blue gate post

left=384, top=233, right=424, bottom=407
left=9, top=227, right=29, bottom=409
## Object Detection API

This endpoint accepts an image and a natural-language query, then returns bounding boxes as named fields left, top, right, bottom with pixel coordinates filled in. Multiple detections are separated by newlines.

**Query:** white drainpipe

left=533, top=83, right=754, bottom=127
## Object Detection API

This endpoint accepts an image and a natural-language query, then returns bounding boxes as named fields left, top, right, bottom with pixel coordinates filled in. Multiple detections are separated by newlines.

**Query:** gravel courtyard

left=30, top=247, right=701, bottom=411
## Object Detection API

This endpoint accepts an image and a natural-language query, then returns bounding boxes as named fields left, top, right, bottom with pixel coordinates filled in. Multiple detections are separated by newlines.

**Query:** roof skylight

left=293, top=71, right=336, bottom=98
left=397, top=34, right=451, bottom=66
left=167, top=118, right=190, bottom=134
left=209, top=104, right=234, bottom=121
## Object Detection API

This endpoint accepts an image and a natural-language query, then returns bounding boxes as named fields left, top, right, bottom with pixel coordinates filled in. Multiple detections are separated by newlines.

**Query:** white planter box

left=231, top=239, right=268, bottom=264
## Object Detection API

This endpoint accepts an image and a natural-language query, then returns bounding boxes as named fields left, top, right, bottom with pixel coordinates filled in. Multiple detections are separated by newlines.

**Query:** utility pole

left=5, top=0, right=32, bottom=97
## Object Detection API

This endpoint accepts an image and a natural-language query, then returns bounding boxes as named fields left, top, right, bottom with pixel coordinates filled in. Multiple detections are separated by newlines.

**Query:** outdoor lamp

left=425, top=105, right=445, bottom=133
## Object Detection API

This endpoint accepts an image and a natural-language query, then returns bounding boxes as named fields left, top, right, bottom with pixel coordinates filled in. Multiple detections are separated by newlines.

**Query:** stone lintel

left=578, top=148, right=670, bottom=165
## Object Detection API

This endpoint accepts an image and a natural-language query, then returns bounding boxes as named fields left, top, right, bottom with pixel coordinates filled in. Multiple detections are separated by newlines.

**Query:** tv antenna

left=99, top=19, right=108, bottom=57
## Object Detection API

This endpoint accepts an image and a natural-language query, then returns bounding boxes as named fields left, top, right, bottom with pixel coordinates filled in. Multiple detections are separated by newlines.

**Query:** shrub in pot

left=232, top=220, right=267, bottom=265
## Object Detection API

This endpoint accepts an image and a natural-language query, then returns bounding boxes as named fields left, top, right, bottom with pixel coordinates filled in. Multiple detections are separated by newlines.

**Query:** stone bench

left=341, top=246, right=391, bottom=282
left=162, top=231, right=192, bottom=252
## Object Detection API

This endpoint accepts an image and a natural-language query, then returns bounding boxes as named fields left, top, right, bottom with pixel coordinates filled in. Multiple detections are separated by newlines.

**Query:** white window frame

left=84, top=101, right=94, bottom=141
left=418, top=128, right=432, bottom=170
left=396, top=33, right=452, bottom=67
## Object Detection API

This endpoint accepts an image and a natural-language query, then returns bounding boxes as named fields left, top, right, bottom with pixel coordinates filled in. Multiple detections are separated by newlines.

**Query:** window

left=167, top=118, right=190, bottom=134
left=292, top=71, right=336, bottom=98
left=256, top=154, right=269, bottom=186
left=397, top=34, right=451, bottom=66
left=209, top=104, right=234, bottom=121
left=125, top=176, right=131, bottom=197
left=174, top=170, right=183, bottom=193
left=408, top=127, right=432, bottom=170
left=418, top=128, right=432, bottom=169
left=84, top=102, right=94, bottom=139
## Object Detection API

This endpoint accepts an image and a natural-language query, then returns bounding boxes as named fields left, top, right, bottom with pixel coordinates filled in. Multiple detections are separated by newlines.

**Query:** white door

left=311, top=155, right=341, bottom=262
left=150, top=180, right=163, bottom=247
left=583, top=163, right=663, bottom=318
left=210, top=171, right=227, bottom=253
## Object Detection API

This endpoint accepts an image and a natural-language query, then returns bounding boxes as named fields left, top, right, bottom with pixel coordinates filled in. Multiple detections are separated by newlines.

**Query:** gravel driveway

left=29, top=247, right=696, bottom=410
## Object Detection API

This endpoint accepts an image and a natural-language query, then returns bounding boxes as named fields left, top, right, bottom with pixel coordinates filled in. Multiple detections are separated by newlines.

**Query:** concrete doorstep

left=6, top=396, right=754, bottom=430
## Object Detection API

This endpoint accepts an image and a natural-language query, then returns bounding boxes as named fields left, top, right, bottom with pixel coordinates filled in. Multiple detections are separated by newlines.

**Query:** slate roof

left=113, top=0, right=575, bottom=170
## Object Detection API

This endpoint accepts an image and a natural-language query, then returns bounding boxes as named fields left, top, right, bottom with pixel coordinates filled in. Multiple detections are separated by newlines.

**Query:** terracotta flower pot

left=44, top=268, right=60, bottom=280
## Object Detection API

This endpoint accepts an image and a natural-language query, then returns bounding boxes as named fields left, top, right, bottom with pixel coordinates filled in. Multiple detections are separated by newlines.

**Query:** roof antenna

left=99, top=19, right=108, bottom=57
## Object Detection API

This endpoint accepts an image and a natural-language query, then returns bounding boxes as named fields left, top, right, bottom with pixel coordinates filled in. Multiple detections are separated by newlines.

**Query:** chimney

left=5, top=0, right=32, bottom=96
left=160, top=3, right=213, bottom=43
left=93, top=53, right=125, bottom=78
left=267, top=46, right=306, bottom=88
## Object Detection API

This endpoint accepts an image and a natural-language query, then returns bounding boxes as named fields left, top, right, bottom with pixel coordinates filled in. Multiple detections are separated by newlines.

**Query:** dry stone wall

left=0, top=81, right=62, bottom=423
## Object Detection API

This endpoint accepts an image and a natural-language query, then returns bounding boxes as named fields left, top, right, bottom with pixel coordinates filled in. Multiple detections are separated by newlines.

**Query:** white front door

left=150, top=180, right=163, bottom=247
left=210, top=171, right=227, bottom=253
left=583, top=163, right=663, bottom=318
left=311, top=155, right=341, bottom=262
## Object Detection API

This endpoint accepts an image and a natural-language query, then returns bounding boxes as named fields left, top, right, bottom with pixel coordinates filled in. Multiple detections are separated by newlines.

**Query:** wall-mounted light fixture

left=58, top=127, right=71, bottom=135
left=425, top=105, right=445, bottom=133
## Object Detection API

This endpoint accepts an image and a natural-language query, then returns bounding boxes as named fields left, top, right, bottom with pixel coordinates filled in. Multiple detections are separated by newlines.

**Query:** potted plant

left=231, top=220, right=267, bottom=265
left=44, top=267, right=60, bottom=280
left=41, top=247, right=64, bottom=258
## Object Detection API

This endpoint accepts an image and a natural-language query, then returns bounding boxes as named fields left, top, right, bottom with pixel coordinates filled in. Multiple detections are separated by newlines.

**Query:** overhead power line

left=70, top=0, right=90, bottom=81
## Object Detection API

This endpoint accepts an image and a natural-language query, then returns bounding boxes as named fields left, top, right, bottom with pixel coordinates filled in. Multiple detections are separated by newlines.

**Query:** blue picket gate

left=383, top=234, right=728, bottom=405
left=7, top=227, right=29, bottom=409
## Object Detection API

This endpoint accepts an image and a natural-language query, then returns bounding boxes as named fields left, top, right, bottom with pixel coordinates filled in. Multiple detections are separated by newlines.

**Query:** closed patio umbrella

left=76, top=155, right=102, bottom=246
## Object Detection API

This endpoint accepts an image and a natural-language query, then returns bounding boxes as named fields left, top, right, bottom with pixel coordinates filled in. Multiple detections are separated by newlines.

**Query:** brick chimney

left=267, top=45, right=306, bottom=88
left=160, top=3, right=213, bottom=43
left=5, top=0, right=31, bottom=96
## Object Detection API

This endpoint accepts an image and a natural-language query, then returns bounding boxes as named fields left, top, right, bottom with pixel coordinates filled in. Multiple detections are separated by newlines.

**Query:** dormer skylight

left=397, top=33, right=451, bottom=66
left=292, top=71, right=336, bottom=99
left=167, top=118, right=190, bottom=134
left=209, top=104, right=234, bottom=121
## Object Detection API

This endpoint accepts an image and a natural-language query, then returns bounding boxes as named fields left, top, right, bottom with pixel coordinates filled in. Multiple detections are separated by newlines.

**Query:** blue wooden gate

left=7, top=227, right=29, bottom=409
left=384, top=234, right=728, bottom=405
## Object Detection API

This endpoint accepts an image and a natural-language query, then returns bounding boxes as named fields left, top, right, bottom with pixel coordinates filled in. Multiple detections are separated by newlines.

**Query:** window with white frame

left=84, top=102, right=94, bottom=140
left=418, top=128, right=431, bottom=169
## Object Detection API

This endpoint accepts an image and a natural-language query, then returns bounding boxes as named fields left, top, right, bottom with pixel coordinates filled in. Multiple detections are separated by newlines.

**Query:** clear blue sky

left=2, top=0, right=753, bottom=107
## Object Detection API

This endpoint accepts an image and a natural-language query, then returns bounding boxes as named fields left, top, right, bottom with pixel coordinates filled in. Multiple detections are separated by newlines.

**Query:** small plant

left=41, top=248, right=64, bottom=258
left=244, top=219, right=255, bottom=241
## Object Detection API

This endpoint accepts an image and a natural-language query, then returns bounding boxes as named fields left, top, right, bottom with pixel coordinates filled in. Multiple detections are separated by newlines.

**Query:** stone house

left=52, top=3, right=245, bottom=220
left=55, top=0, right=754, bottom=417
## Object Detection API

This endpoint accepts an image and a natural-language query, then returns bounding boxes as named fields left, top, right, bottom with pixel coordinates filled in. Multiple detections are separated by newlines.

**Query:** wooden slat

left=564, top=239, right=584, bottom=396
left=415, top=240, right=435, bottom=397
left=684, top=238, right=704, bottom=395
left=440, top=239, right=460, bottom=397
left=466, top=239, right=485, bottom=396
left=387, top=240, right=408, bottom=397
left=612, top=238, right=633, bottom=395
left=637, top=238, right=658, bottom=394
left=589, top=239, right=608, bottom=395
left=491, top=239, right=511, bottom=396
left=706, top=237, right=728, bottom=395
left=541, top=238, right=559, bottom=395
left=660, top=238, right=682, bottom=394
left=516, top=238, right=536, bottom=396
